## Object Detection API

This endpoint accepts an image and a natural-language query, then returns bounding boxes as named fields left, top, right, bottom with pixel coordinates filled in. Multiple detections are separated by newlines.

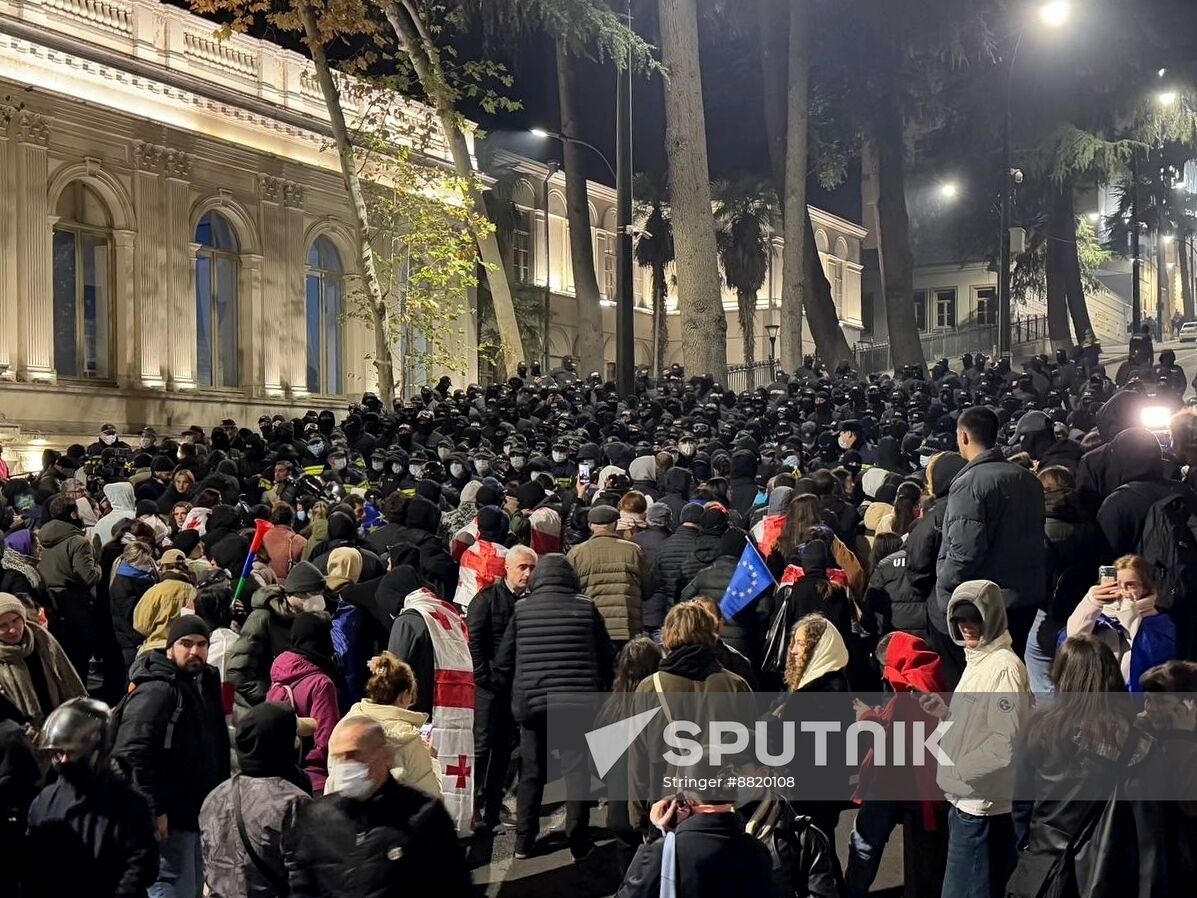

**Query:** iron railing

left=854, top=315, right=1049, bottom=374
left=726, top=362, right=777, bottom=392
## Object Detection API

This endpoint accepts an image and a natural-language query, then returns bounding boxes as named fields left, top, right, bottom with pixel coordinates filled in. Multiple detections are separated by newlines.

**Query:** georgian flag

left=750, top=513, right=786, bottom=558
left=453, top=538, right=508, bottom=608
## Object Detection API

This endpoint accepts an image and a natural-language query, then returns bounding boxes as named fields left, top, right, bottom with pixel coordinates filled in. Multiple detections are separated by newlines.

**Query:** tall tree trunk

left=556, top=44, right=605, bottom=377
left=759, top=0, right=789, bottom=198
left=738, top=289, right=757, bottom=370
left=871, top=93, right=926, bottom=374
left=777, top=0, right=808, bottom=372
left=1179, top=229, right=1194, bottom=320
left=658, top=0, right=727, bottom=381
left=384, top=0, right=523, bottom=378
left=653, top=266, right=669, bottom=371
left=299, top=1, right=393, bottom=399
left=1045, top=207, right=1072, bottom=350
left=1057, top=184, right=1090, bottom=345
left=803, top=214, right=853, bottom=369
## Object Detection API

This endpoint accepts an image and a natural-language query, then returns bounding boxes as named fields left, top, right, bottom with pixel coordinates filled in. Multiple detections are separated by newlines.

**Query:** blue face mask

left=296, top=510, right=308, bottom=523
left=783, top=455, right=800, bottom=469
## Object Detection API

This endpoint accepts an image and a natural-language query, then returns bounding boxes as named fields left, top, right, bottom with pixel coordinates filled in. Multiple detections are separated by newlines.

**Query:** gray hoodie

left=93, top=482, right=137, bottom=549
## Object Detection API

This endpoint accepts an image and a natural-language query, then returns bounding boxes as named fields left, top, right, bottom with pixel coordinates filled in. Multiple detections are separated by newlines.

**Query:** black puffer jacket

left=649, top=525, right=699, bottom=627
left=1037, top=491, right=1106, bottom=655
left=494, top=554, right=614, bottom=721
left=282, top=777, right=471, bottom=898
left=864, top=548, right=929, bottom=638
left=934, top=448, right=1046, bottom=629
left=111, top=651, right=229, bottom=831
left=108, top=567, right=157, bottom=651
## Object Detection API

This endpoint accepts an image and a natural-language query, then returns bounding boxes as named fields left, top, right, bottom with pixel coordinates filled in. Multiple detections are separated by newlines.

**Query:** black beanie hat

left=171, top=529, right=202, bottom=557
left=680, top=503, right=705, bottom=525
left=719, top=528, right=748, bottom=558
left=166, top=615, right=211, bottom=648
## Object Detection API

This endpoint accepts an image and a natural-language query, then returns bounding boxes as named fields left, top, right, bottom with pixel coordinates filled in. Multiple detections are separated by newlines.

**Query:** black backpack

left=1137, top=491, right=1197, bottom=658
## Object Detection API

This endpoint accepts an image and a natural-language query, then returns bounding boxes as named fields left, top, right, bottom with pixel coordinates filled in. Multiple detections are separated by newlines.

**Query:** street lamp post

left=531, top=121, right=631, bottom=389
left=999, top=2, right=1071, bottom=358
left=765, top=323, right=780, bottom=376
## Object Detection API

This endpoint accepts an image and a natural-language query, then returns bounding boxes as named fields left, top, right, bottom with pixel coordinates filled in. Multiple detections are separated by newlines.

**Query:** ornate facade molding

left=132, top=140, right=165, bottom=171
left=283, top=182, right=305, bottom=210
left=258, top=174, right=283, bottom=203
left=16, top=111, right=49, bottom=146
left=163, top=148, right=193, bottom=180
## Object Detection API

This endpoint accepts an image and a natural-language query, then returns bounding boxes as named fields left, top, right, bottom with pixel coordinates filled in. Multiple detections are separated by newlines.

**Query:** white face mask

left=838, top=434, right=853, bottom=450
left=409, top=464, right=423, bottom=478
left=552, top=451, right=567, bottom=463
left=437, top=447, right=452, bottom=461
left=371, top=460, right=384, bottom=472
left=309, top=442, right=324, bottom=456
left=391, top=463, right=403, bottom=474
left=140, top=438, right=153, bottom=449
left=101, top=433, right=117, bottom=445
left=331, top=458, right=347, bottom=472
left=678, top=443, right=695, bottom=457
left=510, top=456, right=526, bottom=470
left=290, top=594, right=325, bottom=613
left=335, top=759, right=376, bottom=799
left=475, top=461, right=490, bottom=475
left=783, top=455, right=800, bottom=469
left=450, top=463, right=465, bottom=478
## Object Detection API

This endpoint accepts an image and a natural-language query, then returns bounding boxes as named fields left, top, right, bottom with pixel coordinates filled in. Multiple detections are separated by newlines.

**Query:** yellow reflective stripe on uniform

left=401, top=488, right=417, bottom=497
left=302, top=464, right=324, bottom=476
left=258, top=477, right=272, bottom=491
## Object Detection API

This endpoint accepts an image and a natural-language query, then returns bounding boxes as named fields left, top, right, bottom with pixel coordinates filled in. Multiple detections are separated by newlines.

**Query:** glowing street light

left=1157, top=90, right=1179, bottom=107
left=940, top=182, right=960, bottom=200
left=1037, top=1, right=1070, bottom=28
left=530, top=127, right=551, bottom=139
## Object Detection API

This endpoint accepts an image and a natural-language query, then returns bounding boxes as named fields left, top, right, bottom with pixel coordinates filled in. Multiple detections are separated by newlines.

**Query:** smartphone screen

left=578, top=462, right=592, bottom=483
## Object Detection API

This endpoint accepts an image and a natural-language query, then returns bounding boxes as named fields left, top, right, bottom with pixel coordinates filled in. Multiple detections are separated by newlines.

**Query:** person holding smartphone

left=1063, top=555, right=1176, bottom=692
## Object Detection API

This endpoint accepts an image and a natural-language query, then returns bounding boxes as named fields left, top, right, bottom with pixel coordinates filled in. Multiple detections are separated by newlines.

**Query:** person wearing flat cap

left=566, top=503, right=651, bottom=652
left=113, top=614, right=230, bottom=898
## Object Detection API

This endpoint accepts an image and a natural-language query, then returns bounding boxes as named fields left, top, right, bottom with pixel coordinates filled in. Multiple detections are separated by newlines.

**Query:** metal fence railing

left=726, top=362, right=777, bottom=392
left=853, top=316, right=1049, bottom=374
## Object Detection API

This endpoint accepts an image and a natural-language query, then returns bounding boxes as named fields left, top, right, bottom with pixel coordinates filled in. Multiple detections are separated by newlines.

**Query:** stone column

left=164, top=150, right=195, bottom=390
left=0, top=113, right=14, bottom=378
left=283, top=185, right=307, bottom=396
left=132, top=141, right=166, bottom=387
left=240, top=252, right=265, bottom=392
left=111, top=229, right=136, bottom=386
left=257, top=175, right=285, bottom=396
left=15, top=112, right=53, bottom=382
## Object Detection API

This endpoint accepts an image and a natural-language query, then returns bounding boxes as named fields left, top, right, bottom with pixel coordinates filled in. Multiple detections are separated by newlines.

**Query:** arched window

left=305, top=235, right=344, bottom=395
left=195, top=211, right=240, bottom=387
left=53, top=182, right=113, bottom=379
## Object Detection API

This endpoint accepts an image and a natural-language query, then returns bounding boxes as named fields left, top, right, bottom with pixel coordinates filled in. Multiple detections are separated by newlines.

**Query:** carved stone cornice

left=132, top=139, right=165, bottom=172
left=283, top=181, right=305, bottom=210
left=258, top=174, right=283, bottom=203
left=163, top=148, right=193, bottom=180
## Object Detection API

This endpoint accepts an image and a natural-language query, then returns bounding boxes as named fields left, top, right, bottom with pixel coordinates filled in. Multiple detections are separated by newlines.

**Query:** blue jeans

left=846, top=800, right=904, bottom=898
left=1023, top=610, right=1056, bottom=697
left=942, top=807, right=1014, bottom=898
left=149, top=830, right=203, bottom=898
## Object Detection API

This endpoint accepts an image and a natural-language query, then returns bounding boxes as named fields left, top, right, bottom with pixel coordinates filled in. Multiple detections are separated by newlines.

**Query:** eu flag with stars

left=720, top=540, right=775, bottom=620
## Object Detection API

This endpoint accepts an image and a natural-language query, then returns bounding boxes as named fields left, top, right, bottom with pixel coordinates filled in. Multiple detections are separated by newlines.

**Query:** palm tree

left=634, top=172, right=675, bottom=372
left=714, top=179, right=777, bottom=374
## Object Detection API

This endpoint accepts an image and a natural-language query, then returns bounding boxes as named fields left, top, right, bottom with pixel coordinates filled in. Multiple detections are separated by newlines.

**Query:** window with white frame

left=305, top=236, right=344, bottom=395
left=512, top=210, right=531, bottom=284
left=975, top=286, right=997, bottom=326
left=603, top=233, right=616, bottom=298
left=934, top=288, right=957, bottom=330
left=52, top=181, right=113, bottom=380
left=195, top=211, right=240, bottom=388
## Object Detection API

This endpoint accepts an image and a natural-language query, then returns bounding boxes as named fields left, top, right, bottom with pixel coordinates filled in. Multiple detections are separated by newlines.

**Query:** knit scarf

left=0, top=624, right=65, bottom=726
left=1, top=547, right=41, bottom=590
left=401, top=587, right=475, bottom=836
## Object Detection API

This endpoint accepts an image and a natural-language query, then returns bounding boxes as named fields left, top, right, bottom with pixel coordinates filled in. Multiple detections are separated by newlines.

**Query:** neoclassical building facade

left=0, top=0, right=479, bottom=468
left=0, top=0, right=869, bottom=470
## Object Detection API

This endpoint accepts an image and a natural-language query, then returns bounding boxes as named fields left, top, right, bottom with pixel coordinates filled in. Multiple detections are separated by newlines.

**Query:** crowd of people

left=1, top=345, right=1197, bottom=898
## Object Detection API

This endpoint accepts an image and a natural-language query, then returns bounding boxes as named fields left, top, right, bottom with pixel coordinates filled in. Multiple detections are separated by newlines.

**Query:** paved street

left=1099, top=336, right=1197, bottom=396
